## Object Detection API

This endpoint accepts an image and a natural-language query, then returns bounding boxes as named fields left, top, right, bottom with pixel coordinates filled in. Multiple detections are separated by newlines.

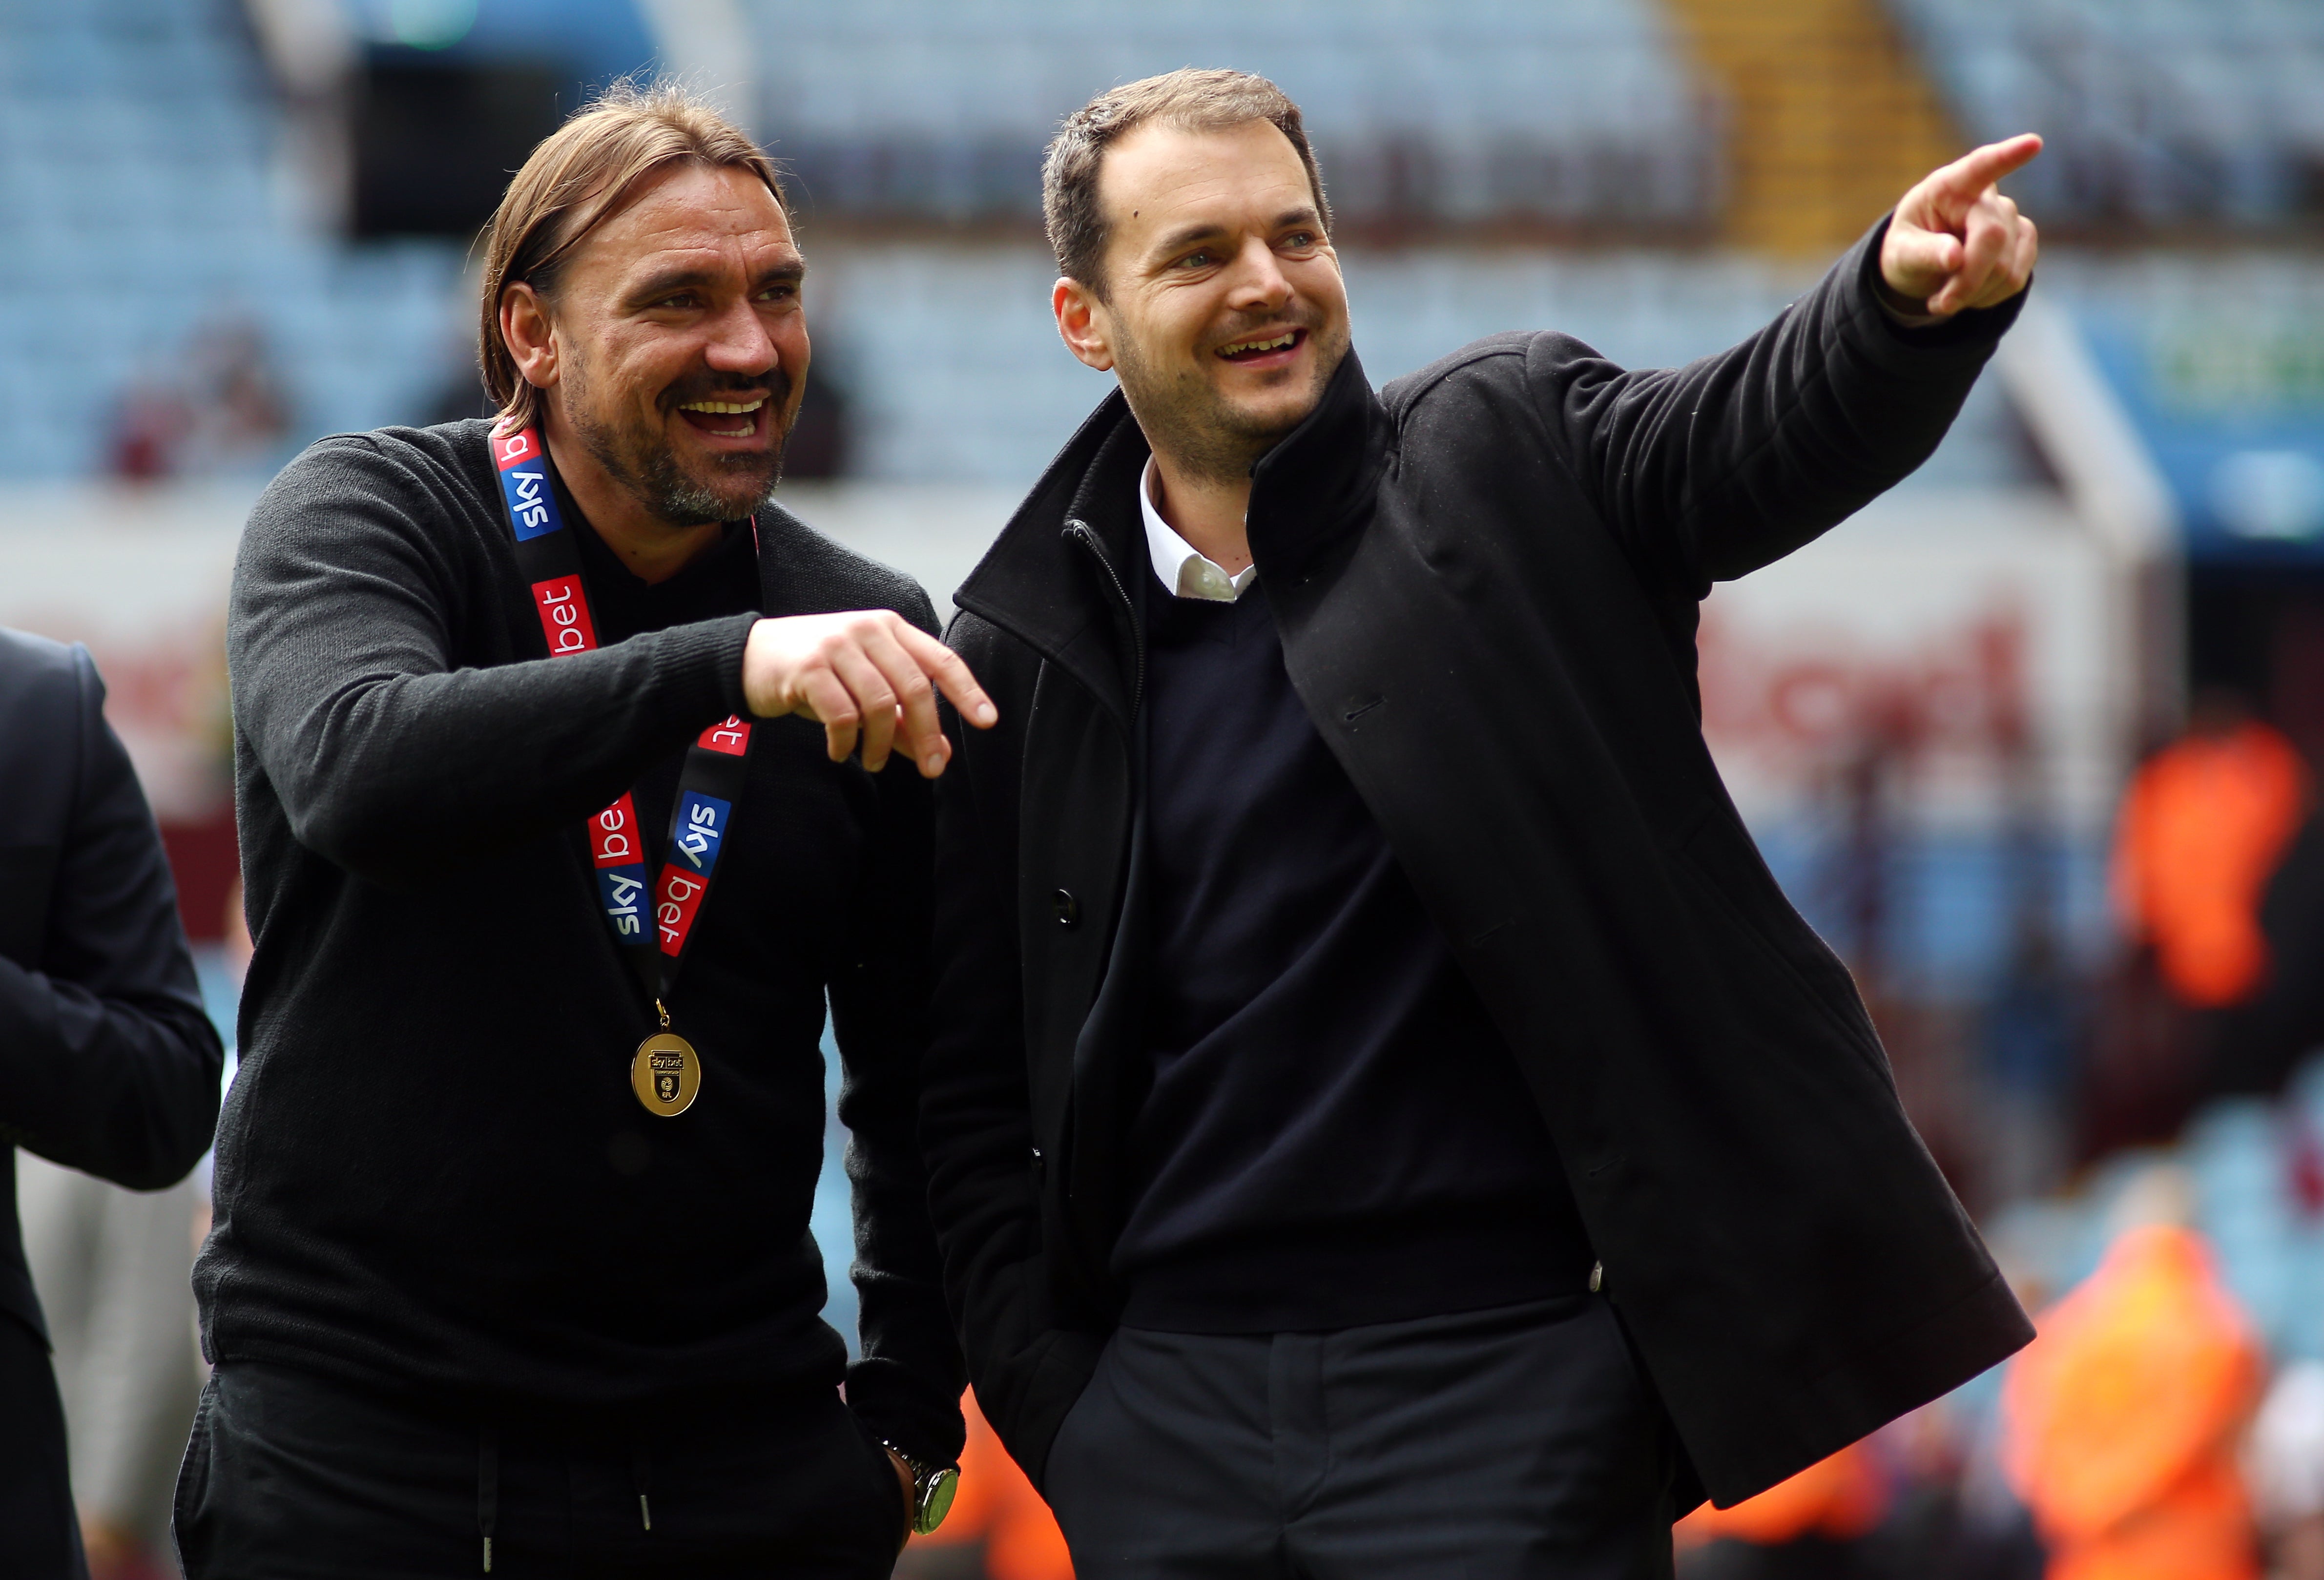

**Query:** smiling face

left=1056, top=118, right=1350, bottom=482
left=523, top=162, right=808, bottom=527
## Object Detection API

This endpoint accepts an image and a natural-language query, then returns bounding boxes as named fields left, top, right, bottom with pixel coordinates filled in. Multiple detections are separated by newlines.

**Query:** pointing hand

left=741, top=611, right=996, bottom=775
left=1880, top=134, right=2042, bottom=318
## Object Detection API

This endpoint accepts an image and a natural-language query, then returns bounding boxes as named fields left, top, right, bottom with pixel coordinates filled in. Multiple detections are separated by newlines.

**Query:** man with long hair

left=184, top=83, right=988, bottom=1576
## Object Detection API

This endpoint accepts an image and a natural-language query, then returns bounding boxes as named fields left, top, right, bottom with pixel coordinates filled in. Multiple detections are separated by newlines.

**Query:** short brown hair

left=477, top=79, right=783, bottom=433
left=1042, top=68, right=1331, bottom=295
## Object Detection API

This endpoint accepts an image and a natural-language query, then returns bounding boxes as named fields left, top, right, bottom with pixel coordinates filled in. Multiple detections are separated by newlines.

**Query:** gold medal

left=632, top=1002, right=701, bottom=1117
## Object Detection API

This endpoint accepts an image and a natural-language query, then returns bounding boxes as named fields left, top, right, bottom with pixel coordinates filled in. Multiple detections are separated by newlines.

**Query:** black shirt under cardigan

left=205, top=420, right=962, bottom=1463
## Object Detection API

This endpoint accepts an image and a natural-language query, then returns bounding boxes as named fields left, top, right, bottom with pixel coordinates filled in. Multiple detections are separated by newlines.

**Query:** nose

left=703, top=295, right=779, bottom=377
left=1223, top=234, right=1294, bottom=314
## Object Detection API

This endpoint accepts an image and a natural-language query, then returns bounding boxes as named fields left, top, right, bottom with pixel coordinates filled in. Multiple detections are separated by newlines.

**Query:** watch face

left=913, top=1465, right=960, bottom=1536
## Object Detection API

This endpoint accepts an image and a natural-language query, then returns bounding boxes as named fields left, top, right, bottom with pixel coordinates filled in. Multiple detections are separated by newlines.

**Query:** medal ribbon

left=490, top=425, right=753, bottom=996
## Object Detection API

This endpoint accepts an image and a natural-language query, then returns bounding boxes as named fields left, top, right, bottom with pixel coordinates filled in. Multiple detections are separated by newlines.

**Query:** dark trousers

left=173, top=1361, right=906, bottom=1580
left=1044, top=1293, right=1678, bottom=1580
left=0, top=1312, right=88, bottom=1580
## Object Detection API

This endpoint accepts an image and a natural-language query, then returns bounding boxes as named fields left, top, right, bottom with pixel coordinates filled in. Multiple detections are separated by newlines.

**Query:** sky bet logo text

left=672, top=791, right=732, bottom=874
left=589, top=795, right=651, bottom=941
left=656, top=792, right=734, bottom=951
left=530, top=576, right=599, bottom=655
left=497, top=463, right=564, bottom=541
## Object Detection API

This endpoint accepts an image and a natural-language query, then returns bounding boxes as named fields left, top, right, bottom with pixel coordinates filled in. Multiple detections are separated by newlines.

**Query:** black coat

left=0, top=629, right=223, bottom=1346
left=923, top=223, right=2036, bottom=1509
left=0, top=629, right=223, bottom=1569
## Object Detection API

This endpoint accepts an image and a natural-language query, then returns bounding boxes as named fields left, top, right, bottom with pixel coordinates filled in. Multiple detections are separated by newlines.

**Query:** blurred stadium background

left=7, top=1, right=2324, bottom=1577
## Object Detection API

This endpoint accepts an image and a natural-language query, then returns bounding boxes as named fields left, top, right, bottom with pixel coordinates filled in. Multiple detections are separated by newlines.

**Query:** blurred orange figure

left=2112, top=714, right=2308, bottom=1007
left=1675, top=1439, right=1888, bottom=1549
left=2002, top=1223, right=2264, bottom=1580
left=907, top=1389, right=1072, bottom=1580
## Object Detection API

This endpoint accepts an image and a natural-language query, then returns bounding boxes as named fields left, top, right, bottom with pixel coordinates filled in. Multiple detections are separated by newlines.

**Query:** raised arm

left=1532, top=136, right=2042, bottom=592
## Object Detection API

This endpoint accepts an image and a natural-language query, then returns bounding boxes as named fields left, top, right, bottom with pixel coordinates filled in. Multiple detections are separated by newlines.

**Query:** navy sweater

left=1112, top=573, right=1595, bottom=1333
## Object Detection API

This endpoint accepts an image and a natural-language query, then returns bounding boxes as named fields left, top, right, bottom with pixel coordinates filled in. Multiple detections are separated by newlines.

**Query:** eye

left=756, top=282, right=797, bottom=303
left=654, top=291, right=702, bottom=310
left=1175, top=249, right=1218, bottom=270
left=1281, top=230, right=1318, bottom=250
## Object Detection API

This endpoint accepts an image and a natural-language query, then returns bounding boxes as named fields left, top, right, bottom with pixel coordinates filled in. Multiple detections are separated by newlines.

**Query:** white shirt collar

left=1139, top=457, right=1258, bottom=603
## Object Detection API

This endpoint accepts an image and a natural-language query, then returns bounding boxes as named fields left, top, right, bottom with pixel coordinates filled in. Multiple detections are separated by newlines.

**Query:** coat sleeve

left=1519, top=216, right=2026, bottom=594
left=919, top=616, right=1095, bottom=1483
left=0, top=647, right=223, bottom=1190
left=827, top=587, right=969, bottom=1470
left=228, top=436, right=754, bottom=888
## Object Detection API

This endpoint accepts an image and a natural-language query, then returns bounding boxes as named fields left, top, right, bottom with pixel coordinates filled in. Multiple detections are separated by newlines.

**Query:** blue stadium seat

left=746, top=0, right=1720, bottom=229
left=1888, top=0, right=2324, bottom=228
left=0, top=0, right=467, bottom=480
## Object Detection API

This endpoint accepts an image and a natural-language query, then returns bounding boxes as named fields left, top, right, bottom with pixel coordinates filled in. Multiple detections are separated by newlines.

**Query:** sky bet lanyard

left=493, top=426, right=752, bottom=1118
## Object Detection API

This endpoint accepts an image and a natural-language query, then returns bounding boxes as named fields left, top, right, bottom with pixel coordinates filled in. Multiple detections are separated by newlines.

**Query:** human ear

left=500, top=283, right=560, bottom=391
left=1052, top=277, right=1116, bottom=374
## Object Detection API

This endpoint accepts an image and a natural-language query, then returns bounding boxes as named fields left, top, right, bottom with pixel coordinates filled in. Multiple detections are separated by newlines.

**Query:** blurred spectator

left=897, top=1391, right=1071, bottom=1580
left=104, top=316, right=292, bottom=483
left=2002, top=1179, right=2264, bottom=1580
left=2252, top=1361, right=2324, bottom=1580
left=1676, top=1441, right=1889, bottom=1578
left=1950, top=1379, right=2052, bottom=1580
left=106, top=385, right=191, bottom=484
left=182, top=320, right=291, bottom=469
left=2095, top=693, right=2311, bottom=1146
left=16, top=1158, right=203, bottom=1580
left=0, top=630, right=225, bottom=1578
left=2112, top=693, right=2308, bottom=1012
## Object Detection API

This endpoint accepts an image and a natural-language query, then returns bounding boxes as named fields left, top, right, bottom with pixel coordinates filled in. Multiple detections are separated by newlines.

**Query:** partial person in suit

left=0, top=628, right=225, bottom=1580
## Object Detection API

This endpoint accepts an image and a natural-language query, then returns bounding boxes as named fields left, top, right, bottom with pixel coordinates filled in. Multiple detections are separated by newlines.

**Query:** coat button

left=1053, top=889, right=1079, bottom=928
left=1588, top=1260, right=1604, bottom=1293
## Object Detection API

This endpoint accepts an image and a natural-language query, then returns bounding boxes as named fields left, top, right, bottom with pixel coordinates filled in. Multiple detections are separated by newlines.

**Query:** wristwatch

left=881, top=1440, right=960, bottom=1536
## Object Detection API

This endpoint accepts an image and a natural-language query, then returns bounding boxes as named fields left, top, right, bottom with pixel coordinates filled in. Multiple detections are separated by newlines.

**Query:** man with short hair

left=183, top=83, right=990, bottom=1577
left=921, top=68, right=2042, bottom=1576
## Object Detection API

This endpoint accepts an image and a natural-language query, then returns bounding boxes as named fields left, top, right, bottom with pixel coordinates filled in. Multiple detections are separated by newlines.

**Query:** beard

left=1111, top=306, right=1347, bottom=486
left=563, top=355, right=793, bottom=528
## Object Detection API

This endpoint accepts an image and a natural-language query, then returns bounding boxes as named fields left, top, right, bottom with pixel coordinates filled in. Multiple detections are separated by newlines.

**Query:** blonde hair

left=477, top=80, right=783, bottom=434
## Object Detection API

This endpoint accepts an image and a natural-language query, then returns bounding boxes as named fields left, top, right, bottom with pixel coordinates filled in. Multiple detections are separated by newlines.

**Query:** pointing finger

left=894, top=623, right=999, bottom=730
left=1933, top=134, right=2042, bottom=211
